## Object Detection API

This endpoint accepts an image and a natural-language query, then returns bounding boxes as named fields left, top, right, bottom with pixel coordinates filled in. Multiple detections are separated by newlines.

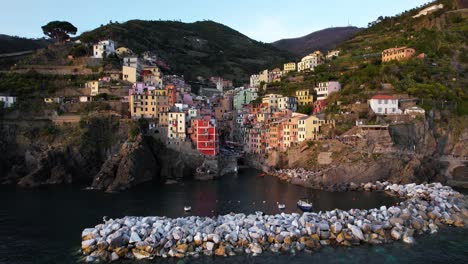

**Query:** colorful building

left=298, top=51, right=324, bottom=72
left=283, top=62, right=296, bottom=73
left=296, top=89, right=314, bottom=106
left=129, top=83, right=168, bottom=119
left=191, top=119, right=219, bottom=156
left=278, top=96, right=298, bottom=112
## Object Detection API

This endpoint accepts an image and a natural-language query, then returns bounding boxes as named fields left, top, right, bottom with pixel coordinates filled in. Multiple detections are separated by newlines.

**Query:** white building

left=326, top=50, right=340, bottom=60
left=167, top=112, right=186, bottom=140
left=278, top=96, right=298, bottom=112
left=404, top=106, right=425, bottom=115
left=262, top=94, right=282, bottom=113
left=0, top=94, right=17, bottom=108
left=250, top=74, right=260, bottom=88
left=123, top=56, right=140, bottom=69
left=93, top=40, right=115, bottom=58
left=314, top=81, right=341, bottom=101
left=369, top=95, right=401, bottom=115
left=298, top=51, right=324, bottom=72
left=85, top=81, right=100, bottom=96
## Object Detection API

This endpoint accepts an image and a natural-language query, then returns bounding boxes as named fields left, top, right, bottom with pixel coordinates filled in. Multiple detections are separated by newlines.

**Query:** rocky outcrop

left=91, top=136, right=205, bottom=192
left=91, top=135, right=161, bottom=192
left=80, top=182, right=468, bottom=261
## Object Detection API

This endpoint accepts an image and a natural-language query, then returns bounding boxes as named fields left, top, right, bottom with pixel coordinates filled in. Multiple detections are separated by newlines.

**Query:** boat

left=184, top=206, right=192, bottom=212
left=258, top=173, right=266, bottom=177
left=277, top=203, right=286, bottom=210
left=297, top=199, right=313, bottom=211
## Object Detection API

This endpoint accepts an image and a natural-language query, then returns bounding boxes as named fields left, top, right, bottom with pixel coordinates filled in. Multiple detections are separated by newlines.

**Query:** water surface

left=0, top=168, right=466, bottom=263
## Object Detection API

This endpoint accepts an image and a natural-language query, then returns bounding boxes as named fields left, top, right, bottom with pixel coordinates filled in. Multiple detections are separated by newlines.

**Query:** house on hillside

left=85, top=81, right=100, bottom=96
left=369, top=95, right=401, bottom=115
left=326, top=50, right=340, bottom=60
left=283, top=62, right=296, bottom=73
left=298, top=51, right=324, bottom=72
left=382, top=47, right=415, bottom=62
left=314, top=81, right=341, bottom=101
left=296, top=89, right=314, bottom=106
left=93, top=40, right=115, bottom=58
left=0, top=94, right=17, bottom=108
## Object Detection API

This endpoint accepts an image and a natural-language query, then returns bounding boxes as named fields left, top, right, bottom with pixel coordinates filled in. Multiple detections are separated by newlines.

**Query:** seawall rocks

left=81, top=182, right=467, bottom=262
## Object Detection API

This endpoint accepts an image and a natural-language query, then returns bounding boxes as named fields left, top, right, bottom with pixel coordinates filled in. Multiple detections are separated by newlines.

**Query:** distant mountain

left=0, top=34, right=49, bottom=54
left=271, top=27, right=362, bottom=57
left=79, top=20, right=294, bottom=83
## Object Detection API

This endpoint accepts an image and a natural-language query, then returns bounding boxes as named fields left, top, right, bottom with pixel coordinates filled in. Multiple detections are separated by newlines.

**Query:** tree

left=41, top=21, right=77, bottom=42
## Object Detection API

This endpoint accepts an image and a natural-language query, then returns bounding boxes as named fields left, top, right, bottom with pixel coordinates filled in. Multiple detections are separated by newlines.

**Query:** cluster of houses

left=1, top=38, right=428, bottom=158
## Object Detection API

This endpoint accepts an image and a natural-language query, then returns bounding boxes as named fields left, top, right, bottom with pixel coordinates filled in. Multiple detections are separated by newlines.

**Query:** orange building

left=165, top=84, right=176, bottom=107
left=382, top=47, right=415, bottom=62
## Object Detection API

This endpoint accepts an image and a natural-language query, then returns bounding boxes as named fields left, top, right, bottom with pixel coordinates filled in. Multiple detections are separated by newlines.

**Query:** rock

left=403, top=233, right=415, bottom=244
left=130, top=231, right=141, bottom=243
left=215, top=245, right=226, bottom=256
left=114, top=247, right=129, bottom=257
left=132, top=249, right=151, bottom=260
left=348, top=224, right=364, bottom=241
left=336, top=232, right=345, bottom=243
left=85, top=256, right=95, bottom=263
left=194, top=233, right=202, bottom=246
left=110, top=252, right=119, bottom=262
left=391, top=229, right=402, bottom=240
left=330, top=222, right=342, bottom=234
left=176, top=243, right=188, bottom=254
left=206, top=242, right=215, bottom=251
left=82, top=239, right=96, bottom=250
left=389, top=217, right=404, bottom=226
left=82, top=228, right=96, bottom=240
left=250, top=243, right=263, bottom=254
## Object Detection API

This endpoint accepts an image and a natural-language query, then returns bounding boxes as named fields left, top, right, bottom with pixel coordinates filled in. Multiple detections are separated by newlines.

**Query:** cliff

left=249, top=116, right=468, bottom=189
left=91, top=135, right=204, bottom=192
left=0, top=116, right=204, bottom=191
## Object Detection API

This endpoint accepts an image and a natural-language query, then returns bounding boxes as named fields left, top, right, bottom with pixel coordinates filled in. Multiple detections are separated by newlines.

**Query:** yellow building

left=123, top=66, right=140, bottom=83
left=295, top=89, right=314, bottom=106
left=382, top=47, right=415, bottom=62
left=129, top=89, right=169, bottom=119
left=283, top=62, right=296, bottom=73
left=298, top=115, right=335, bottom=142
left=115, top=47, right=133, bottom=57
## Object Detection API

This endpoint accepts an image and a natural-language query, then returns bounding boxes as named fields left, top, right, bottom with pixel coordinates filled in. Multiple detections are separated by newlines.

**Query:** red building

left=165, top=84, right=176, bottom=107
left=190, top=119, right=219, bottom=156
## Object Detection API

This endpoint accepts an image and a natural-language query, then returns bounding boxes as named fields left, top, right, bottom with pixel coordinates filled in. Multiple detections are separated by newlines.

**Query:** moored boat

left=184, top=206, right=192, bottom=212
left=297, top=199, right=313, bottom=211
left=277, top=202, right=286, bottom=210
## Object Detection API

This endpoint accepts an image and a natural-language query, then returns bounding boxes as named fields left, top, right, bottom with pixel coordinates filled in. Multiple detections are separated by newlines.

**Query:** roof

left=371, top=95, right=396, bottom=100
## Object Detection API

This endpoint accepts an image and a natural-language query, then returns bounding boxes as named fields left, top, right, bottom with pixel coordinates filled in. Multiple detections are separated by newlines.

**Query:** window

left=378, top=107, right=382, bottom=113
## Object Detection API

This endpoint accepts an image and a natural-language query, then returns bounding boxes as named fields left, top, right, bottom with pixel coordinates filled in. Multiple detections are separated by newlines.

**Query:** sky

left=1, top=0, right=431, bottom=42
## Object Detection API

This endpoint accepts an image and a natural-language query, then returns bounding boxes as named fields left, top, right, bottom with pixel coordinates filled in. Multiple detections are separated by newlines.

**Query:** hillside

left=79, top=20, right=294, bottom=83
left=271, top=27, right=362, bottom=56
left=268, top=0, right=467, bottom=116
left=0, top=34, right=49, bottom=54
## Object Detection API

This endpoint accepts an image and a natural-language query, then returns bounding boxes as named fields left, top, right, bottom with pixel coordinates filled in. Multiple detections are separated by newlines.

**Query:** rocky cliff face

left=91, top=136, right=205, bottom=192
left=250, top=116, right=468, bottom=189
left=0, top=116, right=126, bottom=187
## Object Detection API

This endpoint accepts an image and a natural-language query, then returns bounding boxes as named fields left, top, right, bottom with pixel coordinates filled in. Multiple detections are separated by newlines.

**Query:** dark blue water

left=0, top=168, right=466, bottom=263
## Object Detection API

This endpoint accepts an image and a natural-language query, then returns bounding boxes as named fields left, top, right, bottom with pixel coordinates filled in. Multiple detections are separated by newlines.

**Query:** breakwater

left=81, top=182, right=467, bottom=262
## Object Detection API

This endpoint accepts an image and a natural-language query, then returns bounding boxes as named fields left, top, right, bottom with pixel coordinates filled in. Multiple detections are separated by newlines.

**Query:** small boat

left=297, top=199, right=313, bottom=212
left=278, top=203, right=286, bottom=210
left=258, top=173, right=266, bottom=177
left=184, top=206, right=192, bottom=212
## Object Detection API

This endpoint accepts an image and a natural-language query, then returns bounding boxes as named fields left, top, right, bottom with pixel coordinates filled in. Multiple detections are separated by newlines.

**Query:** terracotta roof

left=371, top=95, right=396, bottom=100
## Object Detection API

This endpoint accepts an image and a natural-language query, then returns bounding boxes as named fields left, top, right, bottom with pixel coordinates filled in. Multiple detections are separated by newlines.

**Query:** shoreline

left=81, top=182, right=468, bottom=262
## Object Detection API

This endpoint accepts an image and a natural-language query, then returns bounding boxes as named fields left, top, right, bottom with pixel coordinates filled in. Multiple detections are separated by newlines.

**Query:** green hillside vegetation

left=0, top=35, right=50, bottom=54
left=79, top=20, right=294, bottom=84
left=266, top=0, right=468, bottom=115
